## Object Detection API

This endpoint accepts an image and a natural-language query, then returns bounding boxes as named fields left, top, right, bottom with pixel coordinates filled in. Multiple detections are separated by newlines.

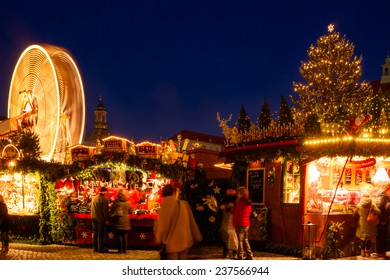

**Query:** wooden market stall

left=0, top=134, right=185, bottom=248
left=220, top=128, right=390, bottom=258
left=61, top=137, right=178, bottom=248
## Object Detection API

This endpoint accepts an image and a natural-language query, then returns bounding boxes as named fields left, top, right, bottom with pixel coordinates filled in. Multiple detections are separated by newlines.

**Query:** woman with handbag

left=110, top=189, right=131, bottom=254
left=354, top=193, right=381, bottom=257
left=154, top=184, right=203, bottom=260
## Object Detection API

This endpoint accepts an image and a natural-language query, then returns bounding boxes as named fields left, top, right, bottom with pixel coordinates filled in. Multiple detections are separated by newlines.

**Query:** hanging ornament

left=267, top=170, right=276, bottom=184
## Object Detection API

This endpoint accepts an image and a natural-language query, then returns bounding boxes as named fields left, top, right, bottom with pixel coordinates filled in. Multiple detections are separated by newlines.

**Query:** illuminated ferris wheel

left=7, top=44, right=85, bottom=162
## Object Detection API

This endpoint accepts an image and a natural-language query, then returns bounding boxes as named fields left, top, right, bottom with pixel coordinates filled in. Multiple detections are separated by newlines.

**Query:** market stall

left=59, top=180, right=165, bottom=248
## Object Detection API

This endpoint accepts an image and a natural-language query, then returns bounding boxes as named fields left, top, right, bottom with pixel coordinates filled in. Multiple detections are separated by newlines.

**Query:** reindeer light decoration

left=217, top=112, right=235, bottom=145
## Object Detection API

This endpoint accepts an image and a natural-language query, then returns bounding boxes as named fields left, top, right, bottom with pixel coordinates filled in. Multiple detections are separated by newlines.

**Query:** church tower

left=85, top=97, right=110, bottom=145
left=381, top=56, right=390, bottom=84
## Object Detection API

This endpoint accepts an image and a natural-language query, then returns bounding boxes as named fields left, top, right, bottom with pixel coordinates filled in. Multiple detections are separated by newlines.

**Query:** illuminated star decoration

left=202, top=195, right=218, bottom=212
left=328, top=24, right=334, bottom=33
left=139, top=233, right=146, bottom=240
left=213, top=186, right=221, bottom=194
left=81, top=231, right=88, bottom=239
left=108, top=231, right=115, bottom=240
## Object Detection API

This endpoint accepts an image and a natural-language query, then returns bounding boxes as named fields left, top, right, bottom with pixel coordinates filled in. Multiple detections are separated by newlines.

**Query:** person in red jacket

left=232, top=186, right=253, bottom=260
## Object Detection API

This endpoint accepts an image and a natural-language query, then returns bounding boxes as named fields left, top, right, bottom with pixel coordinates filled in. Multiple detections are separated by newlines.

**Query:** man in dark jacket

left=232, top=187, right=253, bottom=260
left=91, top=186, right=109, bottom=253
left=376, top=191, right=390, bottom=257
left=0, top=195, right=11, bottom=252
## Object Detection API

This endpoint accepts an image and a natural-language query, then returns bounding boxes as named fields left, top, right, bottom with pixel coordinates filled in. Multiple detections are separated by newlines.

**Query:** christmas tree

left=258, top=98, right=272, bottom=130
left=278, top=94, right=294, bottom=126
left=291, top=24, right=372, bottom=131
left=382, top=90, right=390, bottom=128
left=364, top=93, right=382, bottom=135
left=237, top=104, right=251, bottom=134
left=10, top=129, right=41, bottom=160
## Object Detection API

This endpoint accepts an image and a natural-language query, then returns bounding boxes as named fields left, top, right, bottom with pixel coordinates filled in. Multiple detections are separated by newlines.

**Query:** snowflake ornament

left=139, top=233, right=146, bottom=240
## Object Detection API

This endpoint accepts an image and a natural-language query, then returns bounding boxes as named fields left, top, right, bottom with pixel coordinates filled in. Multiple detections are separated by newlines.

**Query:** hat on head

left=100, top=187, right=107, bottom=193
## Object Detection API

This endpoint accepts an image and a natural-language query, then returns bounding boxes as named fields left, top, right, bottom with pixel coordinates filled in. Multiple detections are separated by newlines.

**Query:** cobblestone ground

left=0, top=243, right=301, bottom=260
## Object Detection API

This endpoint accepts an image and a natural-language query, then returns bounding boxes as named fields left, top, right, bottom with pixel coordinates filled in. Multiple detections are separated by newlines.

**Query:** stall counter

left=72, top=213, right=159, bottom=248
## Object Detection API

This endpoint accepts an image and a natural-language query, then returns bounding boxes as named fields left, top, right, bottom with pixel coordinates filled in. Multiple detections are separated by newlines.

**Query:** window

left=282, top=158, right=300, bottom=204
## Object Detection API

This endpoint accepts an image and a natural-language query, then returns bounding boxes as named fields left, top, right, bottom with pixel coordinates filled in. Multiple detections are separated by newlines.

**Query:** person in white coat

left=154, top=184, right=202, bottom=260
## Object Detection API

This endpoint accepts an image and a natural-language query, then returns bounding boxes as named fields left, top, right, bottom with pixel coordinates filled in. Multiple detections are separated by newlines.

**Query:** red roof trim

left=221, top=139, right=298, bottom=155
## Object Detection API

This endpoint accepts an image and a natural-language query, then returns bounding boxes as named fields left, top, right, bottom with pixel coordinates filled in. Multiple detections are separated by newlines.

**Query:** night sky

left=1, top=0, right=390, bottom=143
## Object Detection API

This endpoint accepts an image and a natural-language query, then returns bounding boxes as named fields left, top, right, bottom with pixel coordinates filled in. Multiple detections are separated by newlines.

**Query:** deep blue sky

left=1, top=0, right=390, bottom=143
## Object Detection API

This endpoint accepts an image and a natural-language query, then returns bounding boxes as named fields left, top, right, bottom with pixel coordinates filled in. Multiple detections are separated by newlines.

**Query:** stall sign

left=247, top=168, right=265, bottom=205
left=138, top=144, right=157, bottom=158
left=104, top=139, right=123, bottom=152
left=71, top=147, right=90, bottom=161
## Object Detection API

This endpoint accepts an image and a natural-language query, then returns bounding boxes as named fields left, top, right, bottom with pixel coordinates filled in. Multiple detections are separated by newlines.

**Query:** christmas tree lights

left=291, top=24, right=372, bottom=135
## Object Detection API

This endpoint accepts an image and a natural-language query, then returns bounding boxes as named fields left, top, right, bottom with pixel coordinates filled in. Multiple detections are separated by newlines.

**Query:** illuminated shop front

left=304, top=157, right=387, bottom=215
left=0, top=172, right=39, bottom=215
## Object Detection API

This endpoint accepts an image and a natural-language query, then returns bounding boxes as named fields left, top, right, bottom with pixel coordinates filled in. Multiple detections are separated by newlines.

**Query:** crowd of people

left=88, top=183, right=255, bottom=260
left=1, top=181, right=389, bottom=259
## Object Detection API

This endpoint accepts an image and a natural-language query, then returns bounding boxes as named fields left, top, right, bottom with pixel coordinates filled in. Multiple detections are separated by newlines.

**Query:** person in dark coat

left=354, top=194, right=381, bottom=256
left=91, top=186, right=109, bottom=253
left=0, top=195, right=11, bottom=252
left=376, top=191, right=390, bottom=257
left=110, top=189, right=131, bottom=253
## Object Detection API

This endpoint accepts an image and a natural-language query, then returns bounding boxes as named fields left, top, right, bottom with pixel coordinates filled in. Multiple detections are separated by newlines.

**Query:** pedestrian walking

left=91, top=186, right=109, bottom=253
left=376, top=190, right=390, bottom=257
left=0, top=195, right=11, bottom=252
left=154, top=184, right=203, bottom=260
left=232, top=186, right=253, bottom=260
left=354, top=193, right=381, bottom=257
left=219, top=188, right=238, bottom=259
left=110, top=189, right=131, bottom=253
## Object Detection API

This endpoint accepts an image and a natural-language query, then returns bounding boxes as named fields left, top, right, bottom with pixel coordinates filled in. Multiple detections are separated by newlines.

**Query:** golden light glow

left=103, top=135, right=130, bottom=142
left=304, top=137, right=390, bottom=146
left=307, top=162, right=320, bottom=185
left=136, top=141, right=161, bottom=147
left=70, top=144, right=94, bottom=149
left=372, top=167, right=390, bottom=186
left=214, top=162, right=233, bottom=170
